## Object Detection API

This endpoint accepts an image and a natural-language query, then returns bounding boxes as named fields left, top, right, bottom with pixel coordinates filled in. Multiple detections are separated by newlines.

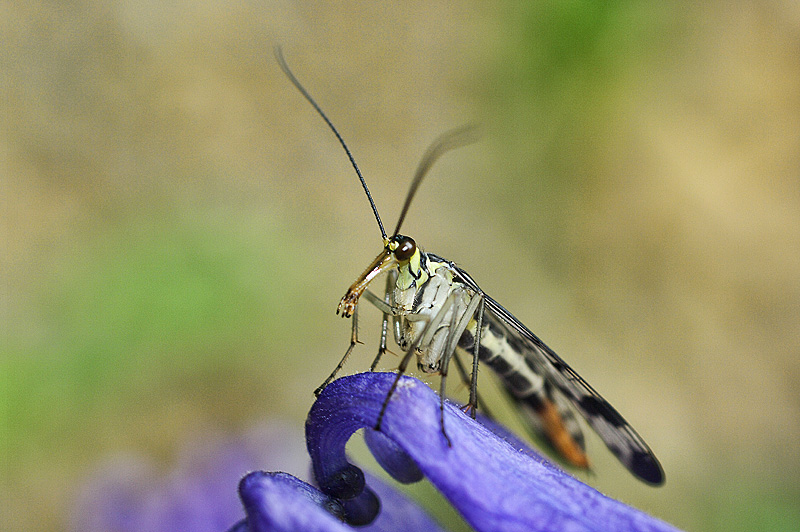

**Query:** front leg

left=320, top=273, right=397, bottom=393
left=314, top=305, right=361, bottom=396
left=369, top=272, right=396, bottom=371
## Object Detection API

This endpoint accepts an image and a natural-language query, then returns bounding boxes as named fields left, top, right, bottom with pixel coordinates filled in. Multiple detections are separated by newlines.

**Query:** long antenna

left=275, top=46, right=387, bottom=240
left=392, top=124, right=479, bottom=237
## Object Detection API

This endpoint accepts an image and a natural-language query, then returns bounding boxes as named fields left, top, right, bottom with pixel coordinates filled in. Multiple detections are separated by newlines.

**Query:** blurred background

left=4, top=1, right=799, bottom=531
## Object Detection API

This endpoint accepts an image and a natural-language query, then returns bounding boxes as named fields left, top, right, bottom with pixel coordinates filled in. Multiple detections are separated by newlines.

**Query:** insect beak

left=337, top=249, right=397, bottom=318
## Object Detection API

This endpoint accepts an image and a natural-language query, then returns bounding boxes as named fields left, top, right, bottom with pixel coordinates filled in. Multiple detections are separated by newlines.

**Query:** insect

left=276, top=48, right=664, bottom=485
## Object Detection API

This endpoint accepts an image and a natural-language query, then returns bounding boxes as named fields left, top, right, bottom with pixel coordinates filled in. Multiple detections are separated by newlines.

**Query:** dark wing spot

left=578, top=396, right=627, bottom=427
left=630, top=451, right=665, bottom=485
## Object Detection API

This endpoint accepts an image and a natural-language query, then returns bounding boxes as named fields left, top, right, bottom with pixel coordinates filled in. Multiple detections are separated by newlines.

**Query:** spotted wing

left=452, top=265, right=665, bottom=485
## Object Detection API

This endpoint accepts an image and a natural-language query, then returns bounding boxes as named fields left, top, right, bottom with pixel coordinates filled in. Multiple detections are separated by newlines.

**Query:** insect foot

left=337, top=292, right=359, bottom=318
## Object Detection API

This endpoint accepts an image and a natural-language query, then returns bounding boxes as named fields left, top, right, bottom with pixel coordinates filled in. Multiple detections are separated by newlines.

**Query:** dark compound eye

left=393, top=236, right=416, bottom=261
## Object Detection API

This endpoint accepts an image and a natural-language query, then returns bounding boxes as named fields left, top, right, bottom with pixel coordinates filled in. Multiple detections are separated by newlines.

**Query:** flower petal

left=235, top=470, right=448, bottom=532
left=364, top=428, right=423, bottom=484
left=306, top=372, right=682, bottom=532
left=237, top=472, right=348, bottom=532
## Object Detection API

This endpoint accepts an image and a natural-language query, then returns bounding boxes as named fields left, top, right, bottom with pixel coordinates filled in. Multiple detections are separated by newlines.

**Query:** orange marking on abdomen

left=538, top=398, right=590, bottom=469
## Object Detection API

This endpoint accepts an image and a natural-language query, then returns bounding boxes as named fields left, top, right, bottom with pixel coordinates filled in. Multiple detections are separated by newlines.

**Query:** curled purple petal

left=238, top=472, right=348, bottom=532
left=306, top=372, right=682, bottom=532
left=364, top=428, right=423, bottom=484
left=340, top=486, right=380, bottom=526
left=236, top=470, right=447, bottom=532
left=317, top=463, right=366, bottom=500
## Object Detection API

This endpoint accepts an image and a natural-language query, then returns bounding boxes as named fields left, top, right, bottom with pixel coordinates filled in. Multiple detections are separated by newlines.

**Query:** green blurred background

left=4, top=2, right=799, bottom=531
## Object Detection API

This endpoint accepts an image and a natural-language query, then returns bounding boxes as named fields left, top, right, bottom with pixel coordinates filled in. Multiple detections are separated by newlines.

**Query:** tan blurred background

left=4, top=2, right=799, bottom=531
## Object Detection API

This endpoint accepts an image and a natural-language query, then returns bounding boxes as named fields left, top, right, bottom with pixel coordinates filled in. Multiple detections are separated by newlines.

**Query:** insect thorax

left=393, top=252, right=474, bottom=373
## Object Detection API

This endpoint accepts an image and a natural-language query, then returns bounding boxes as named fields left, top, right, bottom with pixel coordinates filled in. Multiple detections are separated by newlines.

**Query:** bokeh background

left=4, top=2, right=799, bottom=531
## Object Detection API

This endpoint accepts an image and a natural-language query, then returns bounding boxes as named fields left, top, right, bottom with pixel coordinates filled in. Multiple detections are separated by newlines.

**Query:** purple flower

left=229, top=471, right=448, bottom=532
left=233, top=372, right=682, bottom=532
left=70, top=424, right=310, bottom=532
left=74, top=372, right=682, bottom=532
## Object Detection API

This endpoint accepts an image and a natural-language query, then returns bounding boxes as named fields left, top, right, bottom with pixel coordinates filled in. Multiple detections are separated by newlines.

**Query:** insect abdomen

left=457, top=316, right=546, bottom=397
left=457, top=316, right=590, bottom=469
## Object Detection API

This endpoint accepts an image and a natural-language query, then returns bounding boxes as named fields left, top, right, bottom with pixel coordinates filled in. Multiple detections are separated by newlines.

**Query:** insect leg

left=375, top=291, right=458, bottom=443
left=368, top=270, right=396, bottom=371
left=451, top=353, right=496, bottom=420
left=374, top=338, right=419, bottom=431
left=442, top=292, right=484, bottom=419
left=371, top=297, right=390, bottom=372
left=468, top=297, right=485, bottom=418
left=433, top=290, right=483, bottom=443
left=435, top=306, right=461, bottom=448
left=316, top=273, right=395, bottom=395
left=314, top=305, right=360, bottom=396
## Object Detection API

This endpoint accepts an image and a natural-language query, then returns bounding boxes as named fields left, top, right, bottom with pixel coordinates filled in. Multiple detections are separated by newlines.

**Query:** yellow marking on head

left=397, top=247, right=425, bottom=290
